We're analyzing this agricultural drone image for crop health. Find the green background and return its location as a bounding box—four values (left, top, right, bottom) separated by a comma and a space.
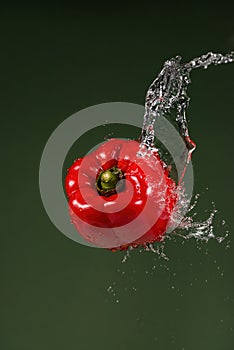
1, 1, 234, 349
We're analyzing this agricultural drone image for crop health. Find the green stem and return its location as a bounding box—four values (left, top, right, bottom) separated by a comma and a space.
96, 167, 123, 196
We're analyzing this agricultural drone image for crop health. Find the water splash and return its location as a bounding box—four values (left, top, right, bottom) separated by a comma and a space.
135, 51, 233, 250
171, 196, 229, 246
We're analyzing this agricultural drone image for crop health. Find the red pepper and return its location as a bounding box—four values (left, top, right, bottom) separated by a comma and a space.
65, 138, 177, 251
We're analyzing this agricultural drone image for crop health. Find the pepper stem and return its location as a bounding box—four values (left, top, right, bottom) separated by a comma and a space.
96, 167, 123, 196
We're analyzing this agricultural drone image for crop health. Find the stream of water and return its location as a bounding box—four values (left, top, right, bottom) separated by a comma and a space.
135, 51, 234, 254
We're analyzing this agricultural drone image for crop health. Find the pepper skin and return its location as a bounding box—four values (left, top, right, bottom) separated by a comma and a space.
65, 138, 177, 250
